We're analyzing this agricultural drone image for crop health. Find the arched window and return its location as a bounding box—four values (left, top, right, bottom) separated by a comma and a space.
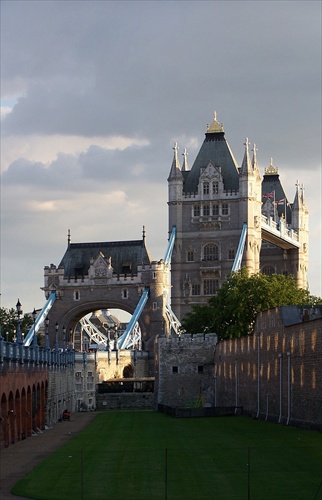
213, 181, 219, 194
262, 265, 275, 276
203, 243, 219, 261
203, 182, 209, 195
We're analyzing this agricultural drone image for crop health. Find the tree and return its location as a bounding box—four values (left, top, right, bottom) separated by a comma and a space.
0, 307, 33, 341
181, 268, 321, 340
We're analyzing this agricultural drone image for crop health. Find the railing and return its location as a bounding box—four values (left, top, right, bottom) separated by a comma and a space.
0, 338, 75, 367
261, 215, 299, 243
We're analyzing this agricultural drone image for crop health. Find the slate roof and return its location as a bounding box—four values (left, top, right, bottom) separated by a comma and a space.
183, 129, 240, 194
262, 164, 291, 223
59, 239, 152, 278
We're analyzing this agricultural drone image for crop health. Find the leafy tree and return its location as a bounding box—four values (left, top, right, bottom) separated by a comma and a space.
0, 307, 33, 342
181, 268, 321, 340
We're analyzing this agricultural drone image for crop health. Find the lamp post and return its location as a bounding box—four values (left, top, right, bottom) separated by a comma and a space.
32, 308, 37, 346
62, 326, 66, 353
69, 328, 73, 351
55, 322, 59, 353
16, 299, 22, 344
45, 316, 50, 351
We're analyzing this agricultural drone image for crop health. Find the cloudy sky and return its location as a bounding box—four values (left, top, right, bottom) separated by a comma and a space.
1, 0, 321, 317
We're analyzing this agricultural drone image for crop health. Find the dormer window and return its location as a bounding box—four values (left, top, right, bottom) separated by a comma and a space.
213, 181, 219, 194
203, 182, 209, 195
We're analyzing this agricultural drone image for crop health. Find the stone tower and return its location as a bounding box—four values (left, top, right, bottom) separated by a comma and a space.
167, 114, 308, 322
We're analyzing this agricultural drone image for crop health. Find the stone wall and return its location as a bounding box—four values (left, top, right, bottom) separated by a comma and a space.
156, 311, 322, 429
96, 392, 154, 410
47, 367, 76, 427
155, 334, 218, 408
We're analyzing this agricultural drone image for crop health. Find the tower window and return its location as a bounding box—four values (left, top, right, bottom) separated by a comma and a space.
203, 182, 209, 195
203, 205, 210, 216
228, 249, 235, 260
222, 204, 229, 215
212, 204, 219, 216
192, 283, 201, 296
213, 182, 219, 194
172, 366, 178, 374
203, 243, 219, 261
122, 289, 128, 299
203, 279, 219, 295
187, 250, 194, 262
193, 205, 200, 217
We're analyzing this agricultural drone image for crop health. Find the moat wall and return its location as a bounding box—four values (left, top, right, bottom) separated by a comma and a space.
156, 309, 322, 430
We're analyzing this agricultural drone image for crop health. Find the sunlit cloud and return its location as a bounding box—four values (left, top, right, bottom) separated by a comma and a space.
1, 134, 149, 172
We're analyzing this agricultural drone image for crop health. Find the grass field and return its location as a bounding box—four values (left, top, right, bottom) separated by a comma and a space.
12, 411, 322, 500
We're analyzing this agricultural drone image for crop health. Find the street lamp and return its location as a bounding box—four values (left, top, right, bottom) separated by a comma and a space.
55, 322, 59, 352
45, 316, 50, 351
62, 326, 66, 352
16, 299, 22, 344
32, 308, 37, 346
69, 328, 73, 351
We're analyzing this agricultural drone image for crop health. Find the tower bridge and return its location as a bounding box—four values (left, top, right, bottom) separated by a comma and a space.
1, 114, 310, 449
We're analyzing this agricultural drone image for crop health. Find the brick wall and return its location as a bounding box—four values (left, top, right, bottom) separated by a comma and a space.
214, 309, 322, 428
156, 311, 322, 429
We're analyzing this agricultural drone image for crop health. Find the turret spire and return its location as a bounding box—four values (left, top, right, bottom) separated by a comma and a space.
240, 137, 252, 174
167, 142, 182, 181
251, 143, 261, 180
181, 148, 189, 171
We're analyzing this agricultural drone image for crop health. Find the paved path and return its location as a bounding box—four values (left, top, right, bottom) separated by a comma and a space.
0, 412, 97, 500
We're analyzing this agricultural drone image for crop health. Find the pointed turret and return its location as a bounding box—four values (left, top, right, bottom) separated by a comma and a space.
292, 180, 301, 210
167, 142, 182, 181
181, 148, 189, 171
251, 144, 261, 181
240, 138, 252, 175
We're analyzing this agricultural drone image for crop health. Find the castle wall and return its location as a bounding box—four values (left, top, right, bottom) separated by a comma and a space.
155, 334, 217, 408
214, 310, 322, 428
156, 312, 322, 429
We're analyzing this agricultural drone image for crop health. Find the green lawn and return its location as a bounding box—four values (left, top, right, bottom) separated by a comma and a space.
12, 411, 322, 500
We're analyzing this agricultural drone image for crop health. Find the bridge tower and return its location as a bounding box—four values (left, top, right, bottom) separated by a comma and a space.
167, 114, 308, 322
41, 230, 171, 374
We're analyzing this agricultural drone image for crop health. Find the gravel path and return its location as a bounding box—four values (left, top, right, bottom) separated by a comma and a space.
0, 412, 97, 500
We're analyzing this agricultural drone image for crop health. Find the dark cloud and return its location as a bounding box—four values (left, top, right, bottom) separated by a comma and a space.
1, 0, 321, 311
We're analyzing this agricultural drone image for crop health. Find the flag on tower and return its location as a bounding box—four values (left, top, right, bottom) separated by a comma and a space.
263, 191, 275, 198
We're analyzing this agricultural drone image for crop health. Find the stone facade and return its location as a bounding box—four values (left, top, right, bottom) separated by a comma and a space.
155, 333, 218, 408
168, 115, 309, 321
46, 367, 76, 426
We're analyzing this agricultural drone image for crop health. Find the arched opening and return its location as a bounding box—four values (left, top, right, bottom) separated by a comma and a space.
21, 387, 27, 440
1, 393, 8, 448
123, 364, 134, 378
8, 391, 15, 445
15, 389, 21, 442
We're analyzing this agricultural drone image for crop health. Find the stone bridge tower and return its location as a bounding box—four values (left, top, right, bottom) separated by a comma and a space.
43, 229, 171, 373
168, 114, 308, 322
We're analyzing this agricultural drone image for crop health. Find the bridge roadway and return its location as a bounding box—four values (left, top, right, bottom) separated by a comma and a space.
261, 215, 300, 250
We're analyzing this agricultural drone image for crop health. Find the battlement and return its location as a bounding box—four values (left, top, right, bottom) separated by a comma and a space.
159, 333, 218, 346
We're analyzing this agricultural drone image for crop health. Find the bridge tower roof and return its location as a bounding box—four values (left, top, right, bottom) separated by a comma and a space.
182, 113, 240, 193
